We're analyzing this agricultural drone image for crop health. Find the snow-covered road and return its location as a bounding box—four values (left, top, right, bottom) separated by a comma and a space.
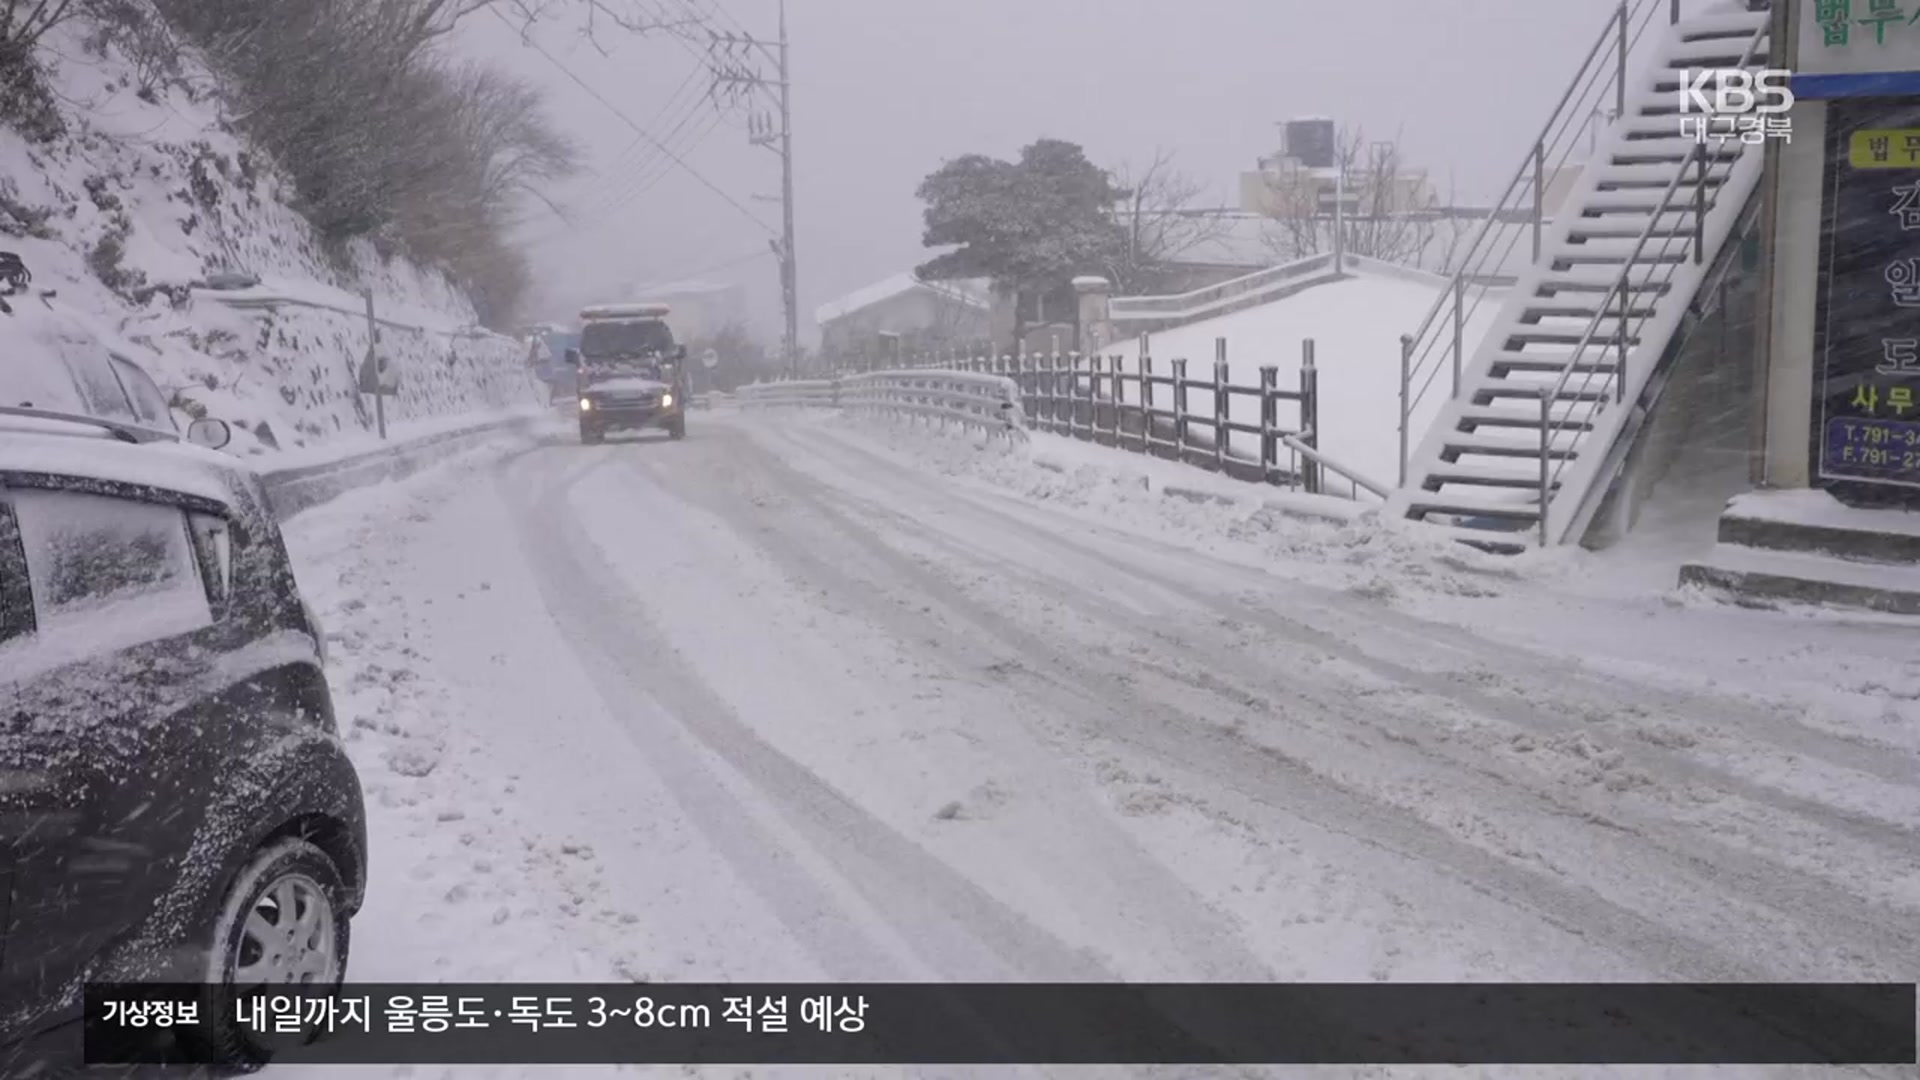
275, 408, 1920, 1078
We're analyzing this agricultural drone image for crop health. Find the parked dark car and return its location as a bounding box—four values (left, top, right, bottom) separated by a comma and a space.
0, 286, 365, 1072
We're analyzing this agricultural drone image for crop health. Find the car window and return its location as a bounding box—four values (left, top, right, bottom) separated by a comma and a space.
9, 489, 211, 660
63, 352, 137, 423
580, 320, 674, 357
0, 497, 29, 644
111, 355, 175, 430
189, 512, 232, 607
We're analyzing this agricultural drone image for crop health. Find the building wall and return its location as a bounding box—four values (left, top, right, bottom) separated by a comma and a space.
819, 289, 989, 358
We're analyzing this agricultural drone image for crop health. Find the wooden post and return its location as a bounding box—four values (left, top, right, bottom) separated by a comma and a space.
1172, 357, 1189, 463
1213, 337, 1229, 472
1108, 353, 1124, 446
1141, 354, 1157, 456
1259, 365, 1279, 485
1301, 339, 1321, 494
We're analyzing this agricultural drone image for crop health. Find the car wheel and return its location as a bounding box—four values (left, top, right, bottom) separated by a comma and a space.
667, 417, 686, 440
580, 425, 602, 445
186, 837, 352, 1071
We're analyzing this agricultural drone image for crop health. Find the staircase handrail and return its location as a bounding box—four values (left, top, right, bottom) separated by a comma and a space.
1533, 13, 1770, 544
1396, 0, 1672, 482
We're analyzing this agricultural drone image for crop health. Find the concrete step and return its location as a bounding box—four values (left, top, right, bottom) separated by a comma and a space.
1716, 490, 1920, 564
1680, 544, 1920, 616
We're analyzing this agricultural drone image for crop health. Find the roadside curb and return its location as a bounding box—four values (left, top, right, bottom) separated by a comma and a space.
262, 414, 543, 522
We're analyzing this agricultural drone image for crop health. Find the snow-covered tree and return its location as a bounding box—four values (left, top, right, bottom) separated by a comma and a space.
915, 138, 1123, 348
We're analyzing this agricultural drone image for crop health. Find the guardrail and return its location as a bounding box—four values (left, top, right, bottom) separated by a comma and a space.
260, 413, 543, 522
739, 371, 1027, 441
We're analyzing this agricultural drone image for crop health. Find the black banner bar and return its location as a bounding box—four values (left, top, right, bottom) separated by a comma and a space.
82, 983, 1916, 1066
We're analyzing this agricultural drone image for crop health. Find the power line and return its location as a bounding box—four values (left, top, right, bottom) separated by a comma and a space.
489, 6, 775, 235
559, 69, 709, 216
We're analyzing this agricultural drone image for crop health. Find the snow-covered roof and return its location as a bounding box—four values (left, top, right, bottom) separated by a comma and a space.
814, 273, 992, 327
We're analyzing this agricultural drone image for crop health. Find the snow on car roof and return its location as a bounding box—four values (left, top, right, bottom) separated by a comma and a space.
580, 303, 671, 321
0, 426, 243, 505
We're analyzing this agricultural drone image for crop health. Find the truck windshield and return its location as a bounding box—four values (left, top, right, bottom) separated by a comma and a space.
580, 320, 674, 359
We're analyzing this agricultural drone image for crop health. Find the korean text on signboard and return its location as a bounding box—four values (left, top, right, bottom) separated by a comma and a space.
1815, 101, 1920, 493
1801, 0, 1920, 76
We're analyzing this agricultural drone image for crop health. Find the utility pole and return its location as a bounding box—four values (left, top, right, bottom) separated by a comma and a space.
710, 1, 798, 376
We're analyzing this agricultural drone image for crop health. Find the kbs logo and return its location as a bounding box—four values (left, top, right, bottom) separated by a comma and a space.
1677, 69, 1794, 145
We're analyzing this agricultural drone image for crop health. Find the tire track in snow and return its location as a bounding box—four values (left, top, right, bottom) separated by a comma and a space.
782, 420, 1920, 792
651, 423, 1778, 982
735, 419, 1920, 981
496, 446, 1130, 987
597, 445, 1286, 985
781, 421, 1920, 846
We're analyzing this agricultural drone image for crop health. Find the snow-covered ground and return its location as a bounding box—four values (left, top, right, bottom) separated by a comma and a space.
1, 9, 544, 460
269, 406, 1919, 1078
1101, 268, 1503, 493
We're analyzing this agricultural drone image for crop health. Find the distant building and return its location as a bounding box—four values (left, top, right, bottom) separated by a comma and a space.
815, 273, 993, 363
1239, 116, 1438, 221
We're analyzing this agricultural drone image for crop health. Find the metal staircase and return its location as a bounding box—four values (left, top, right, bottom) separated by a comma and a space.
1385, 1, 1772, 548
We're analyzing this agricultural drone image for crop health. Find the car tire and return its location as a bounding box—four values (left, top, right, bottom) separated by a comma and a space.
667, 416, 686, 440
183, 837, 353, 1072
580, 425, 602, 445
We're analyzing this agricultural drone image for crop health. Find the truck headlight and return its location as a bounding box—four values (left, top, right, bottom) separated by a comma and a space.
578, 397, 593, 412
660, 393, 674, 408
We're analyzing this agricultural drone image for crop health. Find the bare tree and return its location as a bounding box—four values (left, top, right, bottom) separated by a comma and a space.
1107, 148, 1231, 293
1257, 126, 1438, 266
0, 0, 79, 54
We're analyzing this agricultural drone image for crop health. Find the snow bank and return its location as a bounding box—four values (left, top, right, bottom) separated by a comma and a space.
0, 11, 543, 460
1100, 269, 1502, 490
809, 412, 1530, 602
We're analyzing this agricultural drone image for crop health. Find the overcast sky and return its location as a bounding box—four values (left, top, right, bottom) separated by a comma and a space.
460, 0, 1627, 343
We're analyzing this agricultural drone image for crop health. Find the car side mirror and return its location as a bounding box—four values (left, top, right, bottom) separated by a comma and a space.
565, 348, 582, 366
674, 345, 688, 361
187, 417, 232, 450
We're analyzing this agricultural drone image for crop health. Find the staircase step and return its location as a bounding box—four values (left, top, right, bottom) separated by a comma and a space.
1518, 300, 1659, 320
1552, 249, 1691, 267
1565, 221, 1699, 243
1500, 329, 1637, 349
1718, 490, 1920, 564
1473, 383, 1613, 403
1489, 353, 1623, 376
1660, 43, 1772, 68
1405, 494, 1544, 523
1680, 544, 1920, 616
1542, 262, 1679, 286
1457, 407, 1595, 433
1424, 466, 1562, 491
1441, 438, 1578, 461
1675, 12, 1771, 40
1594, 162, 1735, 188
1584, 189, 1714, 212
1610, 145, 1746, 167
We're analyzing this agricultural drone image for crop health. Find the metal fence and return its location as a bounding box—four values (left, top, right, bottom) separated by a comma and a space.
864, 344, 1382, 499
742, 341, 1391, 501
739, 370, 1026, 442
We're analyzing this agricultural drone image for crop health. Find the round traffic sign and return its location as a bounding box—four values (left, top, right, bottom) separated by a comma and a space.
701, 348, 720, 369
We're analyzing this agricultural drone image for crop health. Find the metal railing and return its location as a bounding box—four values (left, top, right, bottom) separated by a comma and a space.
792, 342, 1395, 503
1109, 253, 1340, 320
1396, 0, 1676, 482
1531, 14, 1769, 545
740, 370, 1027, 441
